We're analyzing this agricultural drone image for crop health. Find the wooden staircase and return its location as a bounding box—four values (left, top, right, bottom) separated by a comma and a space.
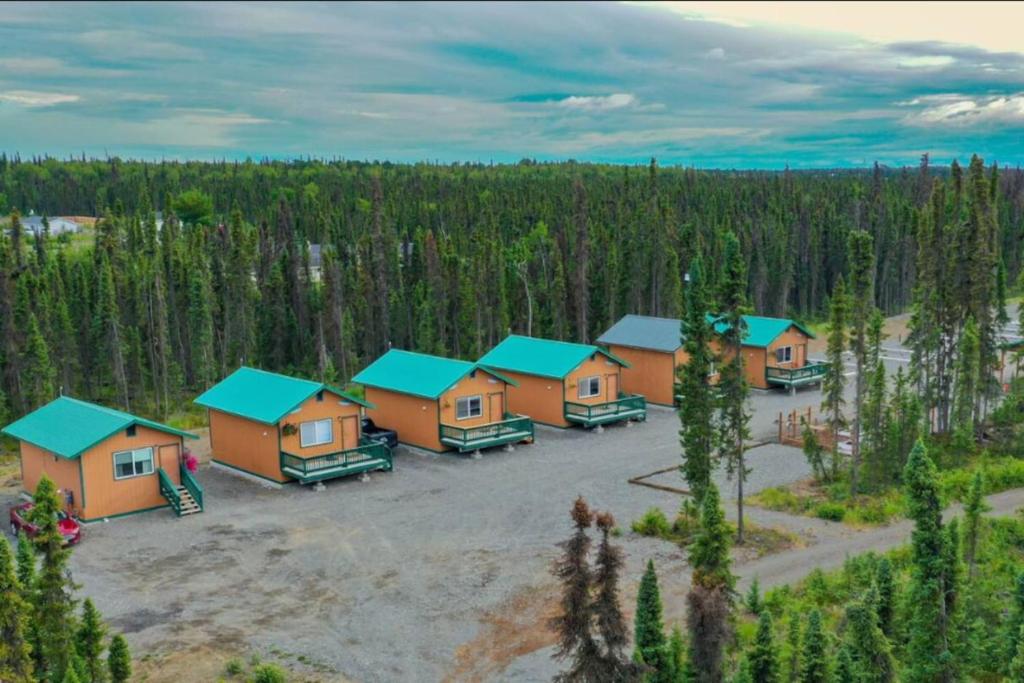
176, 485, 202, 516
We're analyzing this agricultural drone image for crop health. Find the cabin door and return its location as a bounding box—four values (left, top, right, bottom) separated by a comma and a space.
158, 444, 181, 482
605, 373, 619, 401
341, 416, 359, 450
488, 392, 505, 422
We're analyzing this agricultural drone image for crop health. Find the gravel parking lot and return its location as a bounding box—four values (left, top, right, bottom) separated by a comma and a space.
2, 388, 822, 682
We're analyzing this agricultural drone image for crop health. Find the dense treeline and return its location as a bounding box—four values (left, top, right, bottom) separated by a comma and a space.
1, 155, 1022, 422
553, 443, 1024, 683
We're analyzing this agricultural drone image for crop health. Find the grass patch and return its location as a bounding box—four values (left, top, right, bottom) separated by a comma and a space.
631, 503, 800, 558
751, 455, 1024, 526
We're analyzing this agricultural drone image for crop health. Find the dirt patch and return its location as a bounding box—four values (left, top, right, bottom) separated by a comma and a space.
134, 642, 355, 683
445, 584, 561, 683
0, 452, 22, 494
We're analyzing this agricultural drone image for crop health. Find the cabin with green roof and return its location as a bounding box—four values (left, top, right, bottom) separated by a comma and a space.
598, 313, 823, 396
352, 349, 534, 454
1, 396, 201, 521
195, 367, 388, 485
477, 335, 646, 428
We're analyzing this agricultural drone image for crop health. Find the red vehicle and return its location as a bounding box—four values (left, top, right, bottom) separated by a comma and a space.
9, 502, 82, 546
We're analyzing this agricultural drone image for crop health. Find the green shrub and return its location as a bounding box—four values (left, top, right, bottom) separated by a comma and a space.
249, 663, 286, 683
225, 659, 244, 677
632, 507, 671, 538
814, 502, 845, 522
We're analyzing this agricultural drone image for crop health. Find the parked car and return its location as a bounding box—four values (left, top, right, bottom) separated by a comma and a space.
361, 417, 398, 449
9, 502, 82, 546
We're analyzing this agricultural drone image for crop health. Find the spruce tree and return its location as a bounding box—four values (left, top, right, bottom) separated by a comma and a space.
0, 535, 33, 683
77, 598, 107, 683
783, 610, 800, 683
847, 229, 876, 496
717, 231, 751, 543
21, 312, 56, 410
1011, 625, 1024, 683
798, 610, 828, 683
15, 532, 35, 596
687, 483, 734, 683
550, 497, 601, 682
963, 470, 988, 577
903, 440, 955, 683
844, 594, 893, 683
874, 558, 895, 638
592, 512, 637, 680
749, 611, 780, 683
679, 255, 717, 503
833, 647, 854, 683
952, 316, 981, 449
821, 277, 848, 481
1006, 572, 1024, 668
106, 635, 131, 683
635, 560, 671, 683
30, 475, 76, 681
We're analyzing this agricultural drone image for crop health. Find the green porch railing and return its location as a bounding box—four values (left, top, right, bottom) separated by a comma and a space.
439, 414, 534, 452
180, 465, 204, 511
564, 394, 647, 426
157, 468, 181, 515
280, 441, 393, 483
765, 362, 829, 387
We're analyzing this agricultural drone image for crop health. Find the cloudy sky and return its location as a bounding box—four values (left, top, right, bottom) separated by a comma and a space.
1, 1, 1022, 167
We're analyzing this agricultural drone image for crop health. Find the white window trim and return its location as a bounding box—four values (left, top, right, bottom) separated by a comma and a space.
776, 346, 793, 364
299, 418, 334, 448
578, 376, 601, 399
455, 395, 483, 421
113, 447, 155, 480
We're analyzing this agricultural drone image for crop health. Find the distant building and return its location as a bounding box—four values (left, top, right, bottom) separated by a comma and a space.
307, 242, 323, 282
19, 215, 81, 236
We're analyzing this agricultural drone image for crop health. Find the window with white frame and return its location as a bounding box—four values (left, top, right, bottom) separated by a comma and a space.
775, 346, 793, 364
299, 418, 334, 447
456, 395, 483, 420
113, 447, 154, 480
578, 376, 601, 398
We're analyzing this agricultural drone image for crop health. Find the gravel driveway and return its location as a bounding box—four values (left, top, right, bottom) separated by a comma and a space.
0, 385, 873, 682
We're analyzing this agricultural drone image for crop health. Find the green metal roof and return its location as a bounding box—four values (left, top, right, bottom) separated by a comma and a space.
194, 366, 372, 424
352, 349, 516, 400
478, 335, 629, 379
740, 315, 815, 348
1, 396, 197, 460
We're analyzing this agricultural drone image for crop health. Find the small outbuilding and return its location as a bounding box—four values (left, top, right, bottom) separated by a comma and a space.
1, 396, 201, 521
195, 367, 387, 485
478, 335, 645, 428
352, 349, 534, 454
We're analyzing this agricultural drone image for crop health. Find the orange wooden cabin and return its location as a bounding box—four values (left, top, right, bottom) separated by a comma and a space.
1, 396, 201, 521
478, 335, 646, 428
195, 367, 389, 485
352, 349, 534, 454
598, 314, 823, 398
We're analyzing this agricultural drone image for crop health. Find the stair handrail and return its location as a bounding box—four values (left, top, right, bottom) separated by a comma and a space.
157, 468, 182, 516
180, 464, 204, 511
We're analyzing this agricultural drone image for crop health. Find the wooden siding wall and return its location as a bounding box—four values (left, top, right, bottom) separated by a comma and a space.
565, 355, 622, 406
609, 345, 675, 406
20, 442, 83, 515
209, 409, 287, 483
278, 392, 363, 457
501, 370, 569, 427
766, 328, 809, 370
439, 371, 508, 427
79, 425, 181, 520
364, 387, 442, 451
